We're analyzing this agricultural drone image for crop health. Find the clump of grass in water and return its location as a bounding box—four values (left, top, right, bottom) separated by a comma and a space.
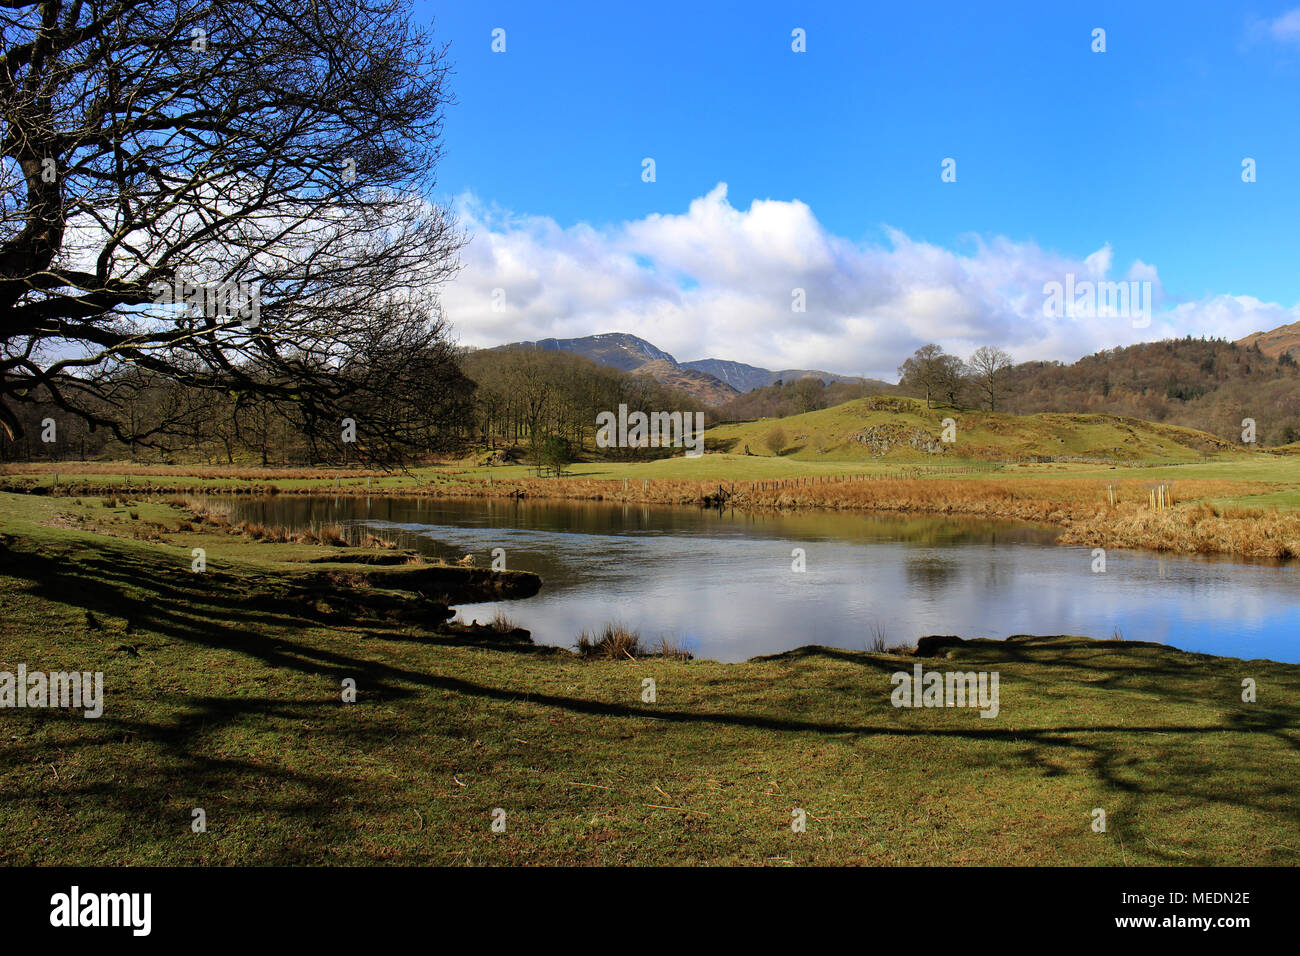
298, 523, 348, 547
187, 508, 351, 547
575, 624, 693, 661
170, 495, 233, 526
650, 635, 693, 661
234, 520, 287, 543
576, 623, 644, 660
166, 497, 357, 550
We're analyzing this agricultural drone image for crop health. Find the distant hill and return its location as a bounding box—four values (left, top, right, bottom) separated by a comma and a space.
1238, 320, 1300, 359
521, 332, 677, 371
500, 331, 871, 405
502, 333, 735, 404
633, 359, 740, 405
682, 358, 874, 392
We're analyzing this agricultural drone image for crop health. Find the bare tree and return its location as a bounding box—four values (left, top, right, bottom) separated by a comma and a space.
936, 353, 965, 407
967, 346, 1014, 411
1, 0, 465, 462
898, 344, 949, 408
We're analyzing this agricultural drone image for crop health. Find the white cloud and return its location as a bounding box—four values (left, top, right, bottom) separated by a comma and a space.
1269, 8, 1300, 45
439, 184, 1299, 381
1245, 8, 1300, 51
1083, 244, 1113, 277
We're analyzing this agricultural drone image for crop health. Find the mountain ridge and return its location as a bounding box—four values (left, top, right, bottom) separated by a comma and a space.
1237, 321, 1300, 359
682, 357, 872, 392
501, 332, 874, 404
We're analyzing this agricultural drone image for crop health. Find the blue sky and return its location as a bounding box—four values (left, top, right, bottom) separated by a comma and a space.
416, 0, 1300, 376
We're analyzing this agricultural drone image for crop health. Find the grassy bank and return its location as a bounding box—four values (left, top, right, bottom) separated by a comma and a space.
5, 441, 1300, 559
0, 491, 1297, 865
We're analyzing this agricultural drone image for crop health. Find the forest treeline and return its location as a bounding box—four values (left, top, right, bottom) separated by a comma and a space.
2, 346, 706, 466
711, 377, 889, 421
459, 347, 706, 461
5, 335, 1298, 464
884, 336, 1300, 446
1000, 337, 1300, 445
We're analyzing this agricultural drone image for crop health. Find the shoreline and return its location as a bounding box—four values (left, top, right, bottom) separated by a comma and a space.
2, 489, 1297, 865
4, 472, 1297, 561
2, 489, 1298, 864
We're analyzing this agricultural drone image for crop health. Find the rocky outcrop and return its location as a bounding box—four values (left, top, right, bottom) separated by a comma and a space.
851, 423, 946, 456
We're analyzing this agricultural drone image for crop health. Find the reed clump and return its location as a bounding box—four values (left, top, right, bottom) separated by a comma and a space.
167, 496, 396, 549
575, 623, 693, 660
232, 520, 349, 546
650, 635, 694, 661
575, 623, 645, 660
170, 495, 233, 525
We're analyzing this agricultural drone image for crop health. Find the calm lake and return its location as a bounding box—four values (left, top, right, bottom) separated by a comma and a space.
229, 496, 1300, 664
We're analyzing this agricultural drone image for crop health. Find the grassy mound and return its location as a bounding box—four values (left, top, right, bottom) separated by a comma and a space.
706, 396, 1243, 463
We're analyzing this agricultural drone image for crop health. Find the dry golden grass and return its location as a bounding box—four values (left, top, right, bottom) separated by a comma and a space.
17, 466, 1298, 560
228, 520, 349, 546
1, 462, 394, 479
164, 496, 360, 548
455, 475, 1291, 559
1060, 501, 1300, 558
457, 474, 1273, 523
167, 494, 232, 522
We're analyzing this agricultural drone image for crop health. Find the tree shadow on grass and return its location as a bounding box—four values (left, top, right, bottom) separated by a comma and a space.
3, 533, 1298, 864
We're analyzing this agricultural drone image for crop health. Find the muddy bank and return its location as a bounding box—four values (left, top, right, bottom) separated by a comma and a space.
295, 564, 542, 604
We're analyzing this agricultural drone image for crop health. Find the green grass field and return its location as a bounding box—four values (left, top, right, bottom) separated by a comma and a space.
706, 396, 1248, 462
6, 397, 1296, 498
1, 491, 1297, 865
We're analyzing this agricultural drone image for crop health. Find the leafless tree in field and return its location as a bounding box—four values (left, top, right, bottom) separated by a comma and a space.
966, 345, 1014, 412
1, 0, 467, 462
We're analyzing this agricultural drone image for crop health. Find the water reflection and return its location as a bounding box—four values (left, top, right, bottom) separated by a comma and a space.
227, 496, 1300, 664
904, 555, 960, 591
